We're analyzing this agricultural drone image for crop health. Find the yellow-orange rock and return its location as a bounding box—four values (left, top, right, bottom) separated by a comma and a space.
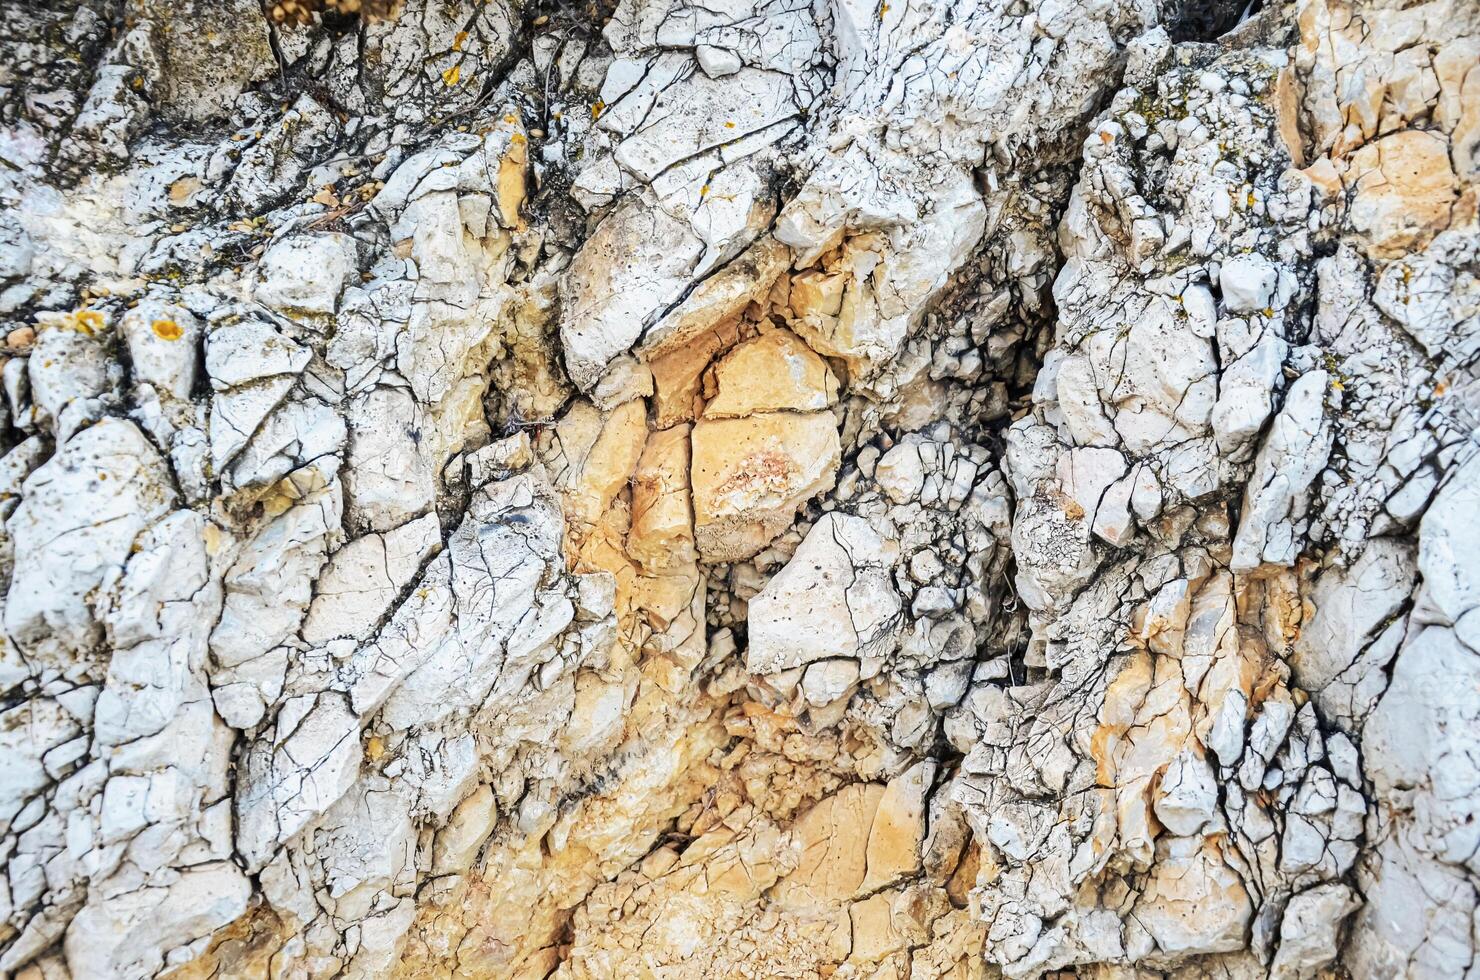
848, 891, 907, 963
627, 423, 696, 573
690, 411, 841, 562
638, 236, 791, 359
703, 327, 839, 418
556, 398, 648, 533
774, 782, 884, 908
862, 761, 932, 892
788, 269, 846, 322
648, 318, 742, 428
1132, 836, 1253, 961
1346, 129, 1460, 258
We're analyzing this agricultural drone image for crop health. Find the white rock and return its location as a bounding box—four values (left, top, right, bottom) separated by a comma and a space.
747, 513, 902, 674
210, 486, 340, 670
28, 323, 111, 440
235, 693, 363, 871
1212, 331, 1288, 453
378, 474, 569, 730
303, 514, 442, 644
801, 658, 861, 707
875, 443, 926, 504
5, 420, 177, 669
93, 510, 217, 747
205, 317, 311, 389
63, 862, 252, 980
1415, 453, 1480, 634
344, 386, 436, 533
432, 784, 498, 875
560, 193, 703, 390
1153, 748, 1218, 837
1270, 884, 1360, 979
1231, 371, 1333, 570
121, 301, 202, 402
205, 318, 312, 471
696, 44, 742, 78
1218, 254, 1277, 313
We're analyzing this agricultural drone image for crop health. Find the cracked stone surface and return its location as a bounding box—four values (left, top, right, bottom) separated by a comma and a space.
0, 0, 1477, 977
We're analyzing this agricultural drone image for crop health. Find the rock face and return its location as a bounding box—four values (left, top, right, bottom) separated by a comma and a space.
0, 0, 1476, 978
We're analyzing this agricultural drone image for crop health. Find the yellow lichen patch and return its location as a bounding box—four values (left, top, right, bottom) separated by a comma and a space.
442, 64, 461, 87
152, 319, 184, 341
365, 735, 386, 761
69, 310, 106, 334
452, 30, 468, 51
591, 99, 606, 119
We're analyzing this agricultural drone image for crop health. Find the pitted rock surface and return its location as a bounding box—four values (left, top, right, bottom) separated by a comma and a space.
0, 0, 1477, 977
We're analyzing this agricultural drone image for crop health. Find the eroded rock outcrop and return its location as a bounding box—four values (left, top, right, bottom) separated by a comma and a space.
0, 0, 1476, 977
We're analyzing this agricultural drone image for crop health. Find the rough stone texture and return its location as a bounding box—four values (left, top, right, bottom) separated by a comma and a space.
0, 0, 1476, 977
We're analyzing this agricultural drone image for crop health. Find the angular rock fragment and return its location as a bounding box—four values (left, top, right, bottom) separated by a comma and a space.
747, 513, 901, 674
6, 420, 176, 671
254, 232, 359, 317
691, 411, 840, 562
702, 328, 838, 418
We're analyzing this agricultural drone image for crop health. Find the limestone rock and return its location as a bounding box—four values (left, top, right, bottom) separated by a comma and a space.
6, 420, 176, 672
2, 0, 1477, 977
254, 233, 359, 317
691, 411, 840, 562
627, 423, 696, 573
1270, 883, 1360, 979
747, 513, 902, 674
702, 328, 839, 418
128, 0, 274, 122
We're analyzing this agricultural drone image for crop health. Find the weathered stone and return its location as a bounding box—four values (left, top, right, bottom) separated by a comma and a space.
3, 0, 1475, 976
627, 423, 695, 573
1346, 130, 1461, 258
691, 411, 840, 562
6, 420, 177, 670
702, 328, 838, 418
254, 233, 359, 317
1270, 883, 1360, 979
747, 513, 902, 674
